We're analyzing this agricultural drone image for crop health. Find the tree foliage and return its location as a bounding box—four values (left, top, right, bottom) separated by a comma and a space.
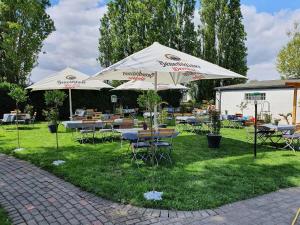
0, 0, 55, 86
277, 23, 300, 79
98, 0, 248, 103
98, 0, 197, 67
8, 85, 28, 105
194, 0, 248, 101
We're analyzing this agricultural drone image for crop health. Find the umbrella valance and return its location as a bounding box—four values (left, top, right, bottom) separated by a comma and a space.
112, 80, 188, 91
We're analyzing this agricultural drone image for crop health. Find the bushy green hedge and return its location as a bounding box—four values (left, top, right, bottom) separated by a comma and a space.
0, 83, 182, 120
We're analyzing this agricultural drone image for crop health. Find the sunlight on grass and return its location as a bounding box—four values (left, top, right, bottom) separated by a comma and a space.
1, 122, 300, 210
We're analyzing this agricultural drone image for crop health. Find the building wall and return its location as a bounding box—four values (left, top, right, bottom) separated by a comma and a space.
216, 88, 300, 124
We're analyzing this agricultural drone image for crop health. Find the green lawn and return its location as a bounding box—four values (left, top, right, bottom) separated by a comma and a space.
0, 123, 300, 210
0, 208, 11, 225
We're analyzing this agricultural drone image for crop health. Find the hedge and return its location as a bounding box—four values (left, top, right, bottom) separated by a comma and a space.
0, 83, 182, 120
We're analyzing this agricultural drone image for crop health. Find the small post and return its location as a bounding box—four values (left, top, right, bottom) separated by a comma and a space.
254, 100, 257, 158
69, 89, 73, 120
292, 88, 298, 125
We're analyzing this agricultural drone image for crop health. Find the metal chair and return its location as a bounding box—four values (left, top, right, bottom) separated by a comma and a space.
282, 125, 300, 152
79, 120, 96, 144
154, 128, 176, 163
131, 130, 152, 163
29, 112, 37, 126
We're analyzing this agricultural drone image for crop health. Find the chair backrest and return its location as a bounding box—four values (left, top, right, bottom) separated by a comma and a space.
81, 119, 96, 129
111, 115, 120, 120
32, 112, 37, 120
294, 124, 300, 133
137, 130, 155, 140
93, 112, 102, 120
158, 128, 176, 138
120, 118, 134, 129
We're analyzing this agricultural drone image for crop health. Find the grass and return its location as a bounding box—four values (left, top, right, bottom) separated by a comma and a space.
0, 122, 300, 210
0, 208, 11, 225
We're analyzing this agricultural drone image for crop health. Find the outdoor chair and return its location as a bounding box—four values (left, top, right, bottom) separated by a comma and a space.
14, 114, 27, 124
257, 125, 277, 145
98, 122, 114, 142
131, 130, 153, 163
85, 109, 95, 119
29, 112, 37, 126
92, 112, 102, 120
282, 125, 300, 152
78, 120, 96, 144
154, 128, 176, 163
119, 118, 134, 129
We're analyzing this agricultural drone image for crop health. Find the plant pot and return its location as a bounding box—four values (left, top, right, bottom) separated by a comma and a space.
207, 134, 222, 148
48, 124, 57, 133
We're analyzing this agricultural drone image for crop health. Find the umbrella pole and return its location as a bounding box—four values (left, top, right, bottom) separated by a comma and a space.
154, 72, 158, 129
69, 89, 73, 120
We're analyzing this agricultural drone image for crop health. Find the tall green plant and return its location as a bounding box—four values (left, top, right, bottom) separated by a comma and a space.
137, 90, 162, 131
8, 85, 28, 149
208, 108, 221, 135
44, 90, 66, 149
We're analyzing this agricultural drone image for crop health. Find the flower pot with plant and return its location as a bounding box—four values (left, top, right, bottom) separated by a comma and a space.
207, 107, 222, 148
43, 108, 59, 133
43, 90, 66, 149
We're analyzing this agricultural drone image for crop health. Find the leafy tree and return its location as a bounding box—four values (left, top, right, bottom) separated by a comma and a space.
98, 0, 197, 67
277, 23, 300, 79
8, 85, 28, 149
0, 0, 55, 86
44, 90, 66, 149
195, 0, 248, 101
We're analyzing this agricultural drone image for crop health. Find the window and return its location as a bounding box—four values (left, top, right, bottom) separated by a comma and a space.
244, 92, 266, 101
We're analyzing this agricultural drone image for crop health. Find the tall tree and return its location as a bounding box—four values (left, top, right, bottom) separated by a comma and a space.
277, 23, 300, 79
194, 0, 247, 101
0, 0, 55, 86
98, 0, 197, 67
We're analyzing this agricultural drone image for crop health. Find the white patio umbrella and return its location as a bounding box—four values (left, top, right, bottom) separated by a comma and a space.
27, 67, 113, 119
90, 42, 246, 127
112, 80, 188, 91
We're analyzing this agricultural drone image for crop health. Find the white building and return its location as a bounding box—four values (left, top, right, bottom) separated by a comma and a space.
215, 80, 300, 124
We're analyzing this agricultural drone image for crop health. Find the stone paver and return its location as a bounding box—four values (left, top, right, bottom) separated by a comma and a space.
0, 154, 299, 225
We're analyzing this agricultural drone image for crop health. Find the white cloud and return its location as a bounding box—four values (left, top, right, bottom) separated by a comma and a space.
242, 5, 300, 80
31, 1, 300, 83
30, 0, 107, 82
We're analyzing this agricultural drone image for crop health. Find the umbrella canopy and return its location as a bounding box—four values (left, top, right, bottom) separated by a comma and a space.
90, 42, 246, 127
91, 42, 246, 84
112, 80, 188, 91
27, 67, 112, 91
27, 67, 112, 118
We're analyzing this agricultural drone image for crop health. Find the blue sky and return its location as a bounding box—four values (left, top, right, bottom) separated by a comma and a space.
50, 0, 300, 13
241, 0, 299, 13
32, 0, 300, 82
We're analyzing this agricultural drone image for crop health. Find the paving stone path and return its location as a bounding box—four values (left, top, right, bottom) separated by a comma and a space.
0, 154, 300, 225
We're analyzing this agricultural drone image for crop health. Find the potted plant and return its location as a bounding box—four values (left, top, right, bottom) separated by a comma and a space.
43, 108, 59, 133
43, 90, 66, 149
8, 85, 28, 150
158, 108, 168, 128
279, 113, 292, 124
207, 107, 222, 148
236, 101, 248, 116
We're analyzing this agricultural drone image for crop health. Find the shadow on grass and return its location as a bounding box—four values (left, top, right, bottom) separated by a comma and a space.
9, 133, 299, 210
